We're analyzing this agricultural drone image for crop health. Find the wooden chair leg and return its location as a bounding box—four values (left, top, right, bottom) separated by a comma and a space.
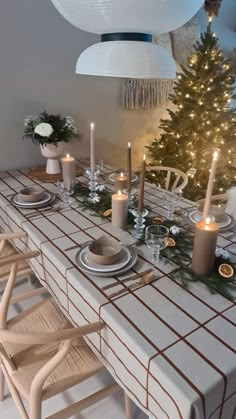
1, 365, 29, 419
27, 273, 33, 285
0, 365, 5, 401
124, 392, 132, 419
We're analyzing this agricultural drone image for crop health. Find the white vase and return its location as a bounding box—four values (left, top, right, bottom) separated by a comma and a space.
40, 143, 63, 174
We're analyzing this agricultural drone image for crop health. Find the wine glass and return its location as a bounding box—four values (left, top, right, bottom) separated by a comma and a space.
162, 191, 182, 220
57, 179, 75, 207
145, 225, 169, 265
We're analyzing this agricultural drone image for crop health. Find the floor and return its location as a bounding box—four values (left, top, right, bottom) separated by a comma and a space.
0, 277, 148, 419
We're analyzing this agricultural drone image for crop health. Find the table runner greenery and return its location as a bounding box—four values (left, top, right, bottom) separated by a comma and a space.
73, 182, 236, 301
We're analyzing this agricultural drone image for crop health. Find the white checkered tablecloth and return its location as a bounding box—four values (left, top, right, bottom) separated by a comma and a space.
0, 161, 235, 419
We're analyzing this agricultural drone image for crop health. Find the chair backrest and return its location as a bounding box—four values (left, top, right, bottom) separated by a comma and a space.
196, 193, 228, 206
146, 165, 188, 192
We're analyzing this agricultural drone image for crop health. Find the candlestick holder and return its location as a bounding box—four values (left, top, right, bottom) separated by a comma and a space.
131, 208, 149, 239
123, 187, 137, 209
88, 171, 99, 202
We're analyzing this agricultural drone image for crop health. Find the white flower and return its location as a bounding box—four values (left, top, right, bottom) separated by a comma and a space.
96, 184, 105, 192
34, 122, 54, 138
92, 195, 100, 204
170, 225, 180, 235
215, 248, 230, 260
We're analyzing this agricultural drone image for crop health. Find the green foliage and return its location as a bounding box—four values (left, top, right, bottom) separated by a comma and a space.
146, 28, 236, 200
23, 111, 80, 146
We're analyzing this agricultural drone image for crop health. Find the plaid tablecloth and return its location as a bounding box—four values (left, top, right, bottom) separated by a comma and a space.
0, 162, 235, 419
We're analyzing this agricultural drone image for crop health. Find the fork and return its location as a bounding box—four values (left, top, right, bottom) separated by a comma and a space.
108, 272, 158, 298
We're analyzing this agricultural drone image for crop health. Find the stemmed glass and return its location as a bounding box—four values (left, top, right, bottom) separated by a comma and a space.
57, 179, 75, 207
145, 225, 169, 265
162, 191, 182, 220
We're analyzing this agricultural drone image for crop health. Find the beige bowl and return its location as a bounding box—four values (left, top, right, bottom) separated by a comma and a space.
88, 236, 122, 265
19, 187, 45, 202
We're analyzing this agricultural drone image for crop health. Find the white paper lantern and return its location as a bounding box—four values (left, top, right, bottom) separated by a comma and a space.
76, 41, 176, 79
51, 0, 204, 35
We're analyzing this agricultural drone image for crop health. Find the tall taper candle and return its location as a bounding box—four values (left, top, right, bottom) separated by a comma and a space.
127, 142, 132, 193
90, 122, 95, 175
192, 217, 219, 276
202, 150, 219, 219
61, 154, 75, 184
138, 154, 146, 213
112, 190, 128, 228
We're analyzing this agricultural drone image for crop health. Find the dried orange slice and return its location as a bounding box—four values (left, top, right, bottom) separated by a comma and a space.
103, 209, 112, 217
152, 217, 164, 224
218, 264, 234, 279
167, 238, 176, 247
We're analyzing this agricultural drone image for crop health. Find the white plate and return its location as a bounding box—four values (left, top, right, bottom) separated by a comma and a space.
108, 172, 138, 184
188, 209, 232, 229
11, 192, 56, 209
79, 245, 131, 273
76, 246, 138, 277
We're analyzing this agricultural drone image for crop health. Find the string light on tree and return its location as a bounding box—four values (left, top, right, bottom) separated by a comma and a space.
146, 11, 236, 200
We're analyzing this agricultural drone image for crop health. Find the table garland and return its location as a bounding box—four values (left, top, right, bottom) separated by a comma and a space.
73, 183, 236, 301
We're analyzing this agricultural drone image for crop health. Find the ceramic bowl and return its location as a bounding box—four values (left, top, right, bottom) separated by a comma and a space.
88, 236, 122, 265
19, 187, 45, 202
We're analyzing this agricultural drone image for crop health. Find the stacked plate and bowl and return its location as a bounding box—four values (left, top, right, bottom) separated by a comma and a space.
76, 236, 138, 277
11, 187, 55, 209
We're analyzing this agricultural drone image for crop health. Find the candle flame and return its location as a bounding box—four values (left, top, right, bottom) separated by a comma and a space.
206, 217, 211, 225
128, 142, 131, 148
143, 154, 146, 161
208, 16, 213, 22
120, 172, 124, 178
118, 190, 122, 196
213, 150, 218, 160
90, 122, 95, 129
66, 153, 70, 159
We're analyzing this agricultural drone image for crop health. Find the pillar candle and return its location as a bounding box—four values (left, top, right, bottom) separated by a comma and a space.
112, 190, 128, 228
61, 154, 75, 184
114, 172, 127, 193
138, 154, 146, 213
90, 122, 95, 175
127, 142, 132, 193
192, 217, 219, 276
202, 150, 219, 219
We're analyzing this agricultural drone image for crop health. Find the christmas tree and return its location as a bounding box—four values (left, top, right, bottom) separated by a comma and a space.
146, 23, 236, 200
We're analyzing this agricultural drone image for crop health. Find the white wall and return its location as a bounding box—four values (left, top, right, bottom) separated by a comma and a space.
0, 0, 167, 171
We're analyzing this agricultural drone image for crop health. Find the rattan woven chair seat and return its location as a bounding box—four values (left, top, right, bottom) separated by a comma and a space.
4, 298, 103, 401
0, 241, 31, 280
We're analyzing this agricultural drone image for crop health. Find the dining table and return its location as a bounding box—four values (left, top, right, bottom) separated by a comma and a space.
0, 160, 235, 419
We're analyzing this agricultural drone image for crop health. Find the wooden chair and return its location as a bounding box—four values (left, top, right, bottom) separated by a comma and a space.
146, 165, 188, 193
0, 231, 32, 287
196, 193, 227, 206
0, 251, 131, 419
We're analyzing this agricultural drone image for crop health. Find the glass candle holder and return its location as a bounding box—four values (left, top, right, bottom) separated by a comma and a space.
131, 208, 149, 239
123, 187, 137, 209
88, 171, 99, 202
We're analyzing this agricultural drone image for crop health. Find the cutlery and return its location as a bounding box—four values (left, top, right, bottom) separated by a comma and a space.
108, 272, 158, 298
102, 268, 153, 291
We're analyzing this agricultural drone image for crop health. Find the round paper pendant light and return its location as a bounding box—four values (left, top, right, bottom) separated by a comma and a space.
51, 0, 204, 35
76, 40, 176, 79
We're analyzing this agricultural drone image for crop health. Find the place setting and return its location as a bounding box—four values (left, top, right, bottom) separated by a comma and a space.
75, 235, 138, 278
10, 186, 56, 209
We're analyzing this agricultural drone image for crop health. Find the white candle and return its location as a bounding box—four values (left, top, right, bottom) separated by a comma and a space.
138, 154, 146, 213
115, 171, 127, 193
90, 122, 95, 175
61, 154, 75, 184
202, 150, 219, 219
112, 190, 128, 228
127, 142, 132, 193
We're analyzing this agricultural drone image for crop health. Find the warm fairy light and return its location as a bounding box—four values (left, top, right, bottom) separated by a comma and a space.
66, 153, 70, 159
185, 94, 190, 98
90, 122, 95, 130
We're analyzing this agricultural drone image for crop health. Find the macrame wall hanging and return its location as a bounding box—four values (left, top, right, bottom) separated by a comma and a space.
121, 16, 200, 110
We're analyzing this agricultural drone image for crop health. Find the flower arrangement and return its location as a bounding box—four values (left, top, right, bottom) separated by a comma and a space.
23, 111, 79, 146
